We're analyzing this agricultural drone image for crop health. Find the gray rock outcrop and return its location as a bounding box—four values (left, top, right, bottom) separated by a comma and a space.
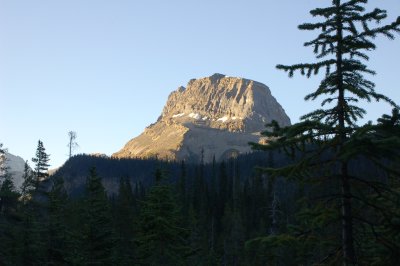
2, 152, 28, 191
113, 73, 291, 162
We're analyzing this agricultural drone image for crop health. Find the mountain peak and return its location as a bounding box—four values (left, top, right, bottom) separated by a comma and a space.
210, 73, 226, 80
113, 74, 290, 162
161, 74, 290, 132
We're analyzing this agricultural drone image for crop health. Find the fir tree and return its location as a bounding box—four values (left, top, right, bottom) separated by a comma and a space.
222, 204, 245, 266
82, 167, 114, 265
47, 176, 69, 265
0, 146, 20, 265
0, 171, 18, 216
177, 160, 187, 216
136, 168, 189, 265
252, 1, 400, 265
114, 176, 136, 265
342, 109, 400, 264
19, 200, 47, 266
0, 145, 18, 215
32, 140, 50, 186
20, 160, 35, 202
209, 155, 218, 254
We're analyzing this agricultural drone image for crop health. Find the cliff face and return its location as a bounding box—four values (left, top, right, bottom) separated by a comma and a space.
113, 74, 291, 162
2, 152, 28, 191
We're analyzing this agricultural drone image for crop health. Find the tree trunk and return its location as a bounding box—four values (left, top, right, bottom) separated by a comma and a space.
335, 1, 356, 264
341, 162, 356, 265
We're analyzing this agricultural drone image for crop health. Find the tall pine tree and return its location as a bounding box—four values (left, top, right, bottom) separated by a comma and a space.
114, 177, 136, 265
32, 140, 50, 187
82, 167, 114, 266
0, 143, 21, 265
136, 168, 189, 265
47, 176, 69, 265
253, 1, 400, 265
20, 160, 35, 203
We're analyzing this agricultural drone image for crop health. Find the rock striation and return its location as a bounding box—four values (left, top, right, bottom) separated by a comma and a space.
113, 73, 291, 162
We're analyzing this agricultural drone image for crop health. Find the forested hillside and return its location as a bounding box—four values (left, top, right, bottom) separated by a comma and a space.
1, 143, 399, 265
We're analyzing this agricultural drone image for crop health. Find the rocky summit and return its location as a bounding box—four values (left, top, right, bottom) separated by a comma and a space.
112, 73, 291, 162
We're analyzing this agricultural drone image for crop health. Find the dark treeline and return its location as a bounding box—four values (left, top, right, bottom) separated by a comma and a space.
0, 148, 299, 265
1, 144, 398, 265
51, 151, 293, 196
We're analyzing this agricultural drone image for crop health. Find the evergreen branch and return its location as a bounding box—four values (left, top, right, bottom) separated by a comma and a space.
276, 60, 336, 78
357, 15, 400, 40
350, 176, 399, 201
342, 59, 376, 75
353, 216, 400, 254
309, 6, 337, 18
341, 0, 367, 10
299, 21, 336, 31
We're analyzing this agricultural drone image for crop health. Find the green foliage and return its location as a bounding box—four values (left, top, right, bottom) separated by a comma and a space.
251, 1, 400, 265
46, 176, 69, 265
136, 169, 189, 266
222, 205, 245, 266
1, 118, 398, 266
114, 177, 136, 265
20, 161, 35, 202
32, 140, 50, 186
82, 167, 114, 265
19, 203, 47, 266
0, 146, 21, 265
0, 173, 19, 216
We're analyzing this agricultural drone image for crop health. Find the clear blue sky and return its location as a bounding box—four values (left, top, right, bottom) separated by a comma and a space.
1, 0, 399, 169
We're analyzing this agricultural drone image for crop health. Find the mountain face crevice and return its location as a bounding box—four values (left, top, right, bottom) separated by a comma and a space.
113, 74, 291, 162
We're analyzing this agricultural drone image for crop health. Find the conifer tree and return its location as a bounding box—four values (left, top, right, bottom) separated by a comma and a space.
0, 144, 17, 214
32, 140, 50, 186
114, 177, 136, 265
0, 171, 18, 215
217, 161, 228, 218
17, 148, 47, 265
47, 176, 69, 265
20, 200, 47, 266
342, 109, 400, 264
177, 160, 189, 226
20, 161, 35, 202
222, 204, 245, 266
252, 1, 400, 265
0, 145, 20, 265
82, 167, 114, 265
209, 155, 218, 253
136, 168, 189, 265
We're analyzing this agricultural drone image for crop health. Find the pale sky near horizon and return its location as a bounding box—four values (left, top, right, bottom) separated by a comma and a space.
1, 0, 399, 169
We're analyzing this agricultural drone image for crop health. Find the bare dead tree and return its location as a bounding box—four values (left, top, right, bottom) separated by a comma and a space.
67, 131, 79, 158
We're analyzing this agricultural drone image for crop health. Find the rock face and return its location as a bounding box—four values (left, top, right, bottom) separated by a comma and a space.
113, 74, 291, 162
3, 152, 28, 191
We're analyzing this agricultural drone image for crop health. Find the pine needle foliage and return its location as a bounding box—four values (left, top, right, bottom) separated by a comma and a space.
46, 176, 69, 266
32, 140, 50, 187
136, 168, 190, 266
252, 1, 400, 265
83, 167, 114, 265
